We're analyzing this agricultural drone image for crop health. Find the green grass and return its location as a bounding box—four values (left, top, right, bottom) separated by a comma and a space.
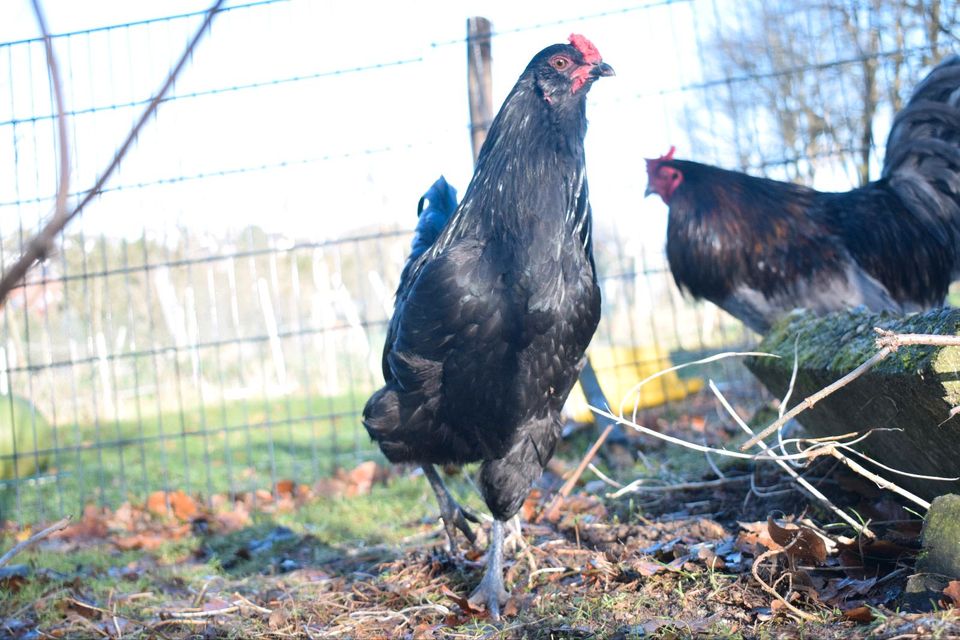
1, 393, 379, 523
0, 472, 462, 633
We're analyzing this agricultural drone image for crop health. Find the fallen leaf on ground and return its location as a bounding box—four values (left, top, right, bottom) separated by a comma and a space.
314, 460, 387, 498
440, 584, 484, 619
736, 520, 780, 555
838, 538, 914, 579
767, 516, 827, 565
114, 532, 166, 551
146, 490, 197, 521
203, 597, 233, 612
275, 479, 295, 497
347, 461, 378, 496
268, 607, 290, 630
843, 605, 874, 623
943, 580, 960, 609
697, 545, 726, 570
65, 597, 102, 620
0, 564, 29, 592
522, 489, 543, 521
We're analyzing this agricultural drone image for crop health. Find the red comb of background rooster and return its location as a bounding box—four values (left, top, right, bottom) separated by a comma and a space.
568, 34, 602, 64
645, 146, 676, 174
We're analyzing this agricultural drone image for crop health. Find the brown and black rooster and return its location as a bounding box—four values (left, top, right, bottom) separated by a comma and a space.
646, 56, 960, 333
363, 35, 613, 618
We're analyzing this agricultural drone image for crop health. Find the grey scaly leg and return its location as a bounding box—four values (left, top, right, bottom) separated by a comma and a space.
422, 464, 479, 552
468, 518, 510, 620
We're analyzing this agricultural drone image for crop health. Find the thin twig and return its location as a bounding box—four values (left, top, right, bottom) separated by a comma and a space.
0, 0, 227, 305
168, 606, 240, 619
607, 475, 750, 499
874, 329, 960, 349
539, 424, 613, 522
626, 351, 778, 424
751, 548, 819, 622
824, 446, 931, 510
777, 434, 959, 482
587, 462, 623, 489
18, 0, 71, 286
780, 333, 802, 420
741, 347, 892, 451
710, 381, 876, 537
591, 405, 822, 462
232, 593, 272, 615
0, 516, 70, 568
776, 333, 804, 467
745, 328, 960, 451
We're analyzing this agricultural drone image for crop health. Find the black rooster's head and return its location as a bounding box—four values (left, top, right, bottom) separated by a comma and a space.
645, 146, 684, 204
527, 34, 615, 106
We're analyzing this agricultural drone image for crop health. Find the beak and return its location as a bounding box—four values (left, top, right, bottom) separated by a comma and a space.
644, 184, 654, 197
592, 62, 615, 78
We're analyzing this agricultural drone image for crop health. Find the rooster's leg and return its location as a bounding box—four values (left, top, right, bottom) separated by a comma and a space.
423, 464, 479, 552
468, 518, 510, 620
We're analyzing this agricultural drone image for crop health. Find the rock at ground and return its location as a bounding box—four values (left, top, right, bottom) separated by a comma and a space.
746, 308, 960, 502
918, 494, 960, 578
903, 573, 949, 612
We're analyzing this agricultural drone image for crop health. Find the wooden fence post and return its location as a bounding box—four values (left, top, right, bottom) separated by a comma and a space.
467, 17, 493, 164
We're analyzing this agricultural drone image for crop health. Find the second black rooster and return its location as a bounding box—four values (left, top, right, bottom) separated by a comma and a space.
646, 56, 960, 333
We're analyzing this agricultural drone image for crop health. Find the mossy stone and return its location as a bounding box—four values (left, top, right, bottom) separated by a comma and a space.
919, 494, 960, 578
746, 309, 960, 501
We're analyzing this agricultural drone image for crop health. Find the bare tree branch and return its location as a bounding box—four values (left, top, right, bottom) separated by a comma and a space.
0, 516, 70, 568
0, 0, 228, 306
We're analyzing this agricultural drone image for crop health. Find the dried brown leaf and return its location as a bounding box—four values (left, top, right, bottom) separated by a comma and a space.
65, 597, 102, 620
697, 545, 725, 570
114, 533, 165, 551
838, 538, 914, 579
943, 580, 960, 609
215, 502, 251, 533
521, 489, 542, 522
347, 461, 379, 496
203, 597, 233, 611
767, 517, 827, 565
440, 585, 483, 617
268, 607, 290, 630
843, 605, 874, 623
146, 490, 197, 521
0, 564, 29, 592
736, 520, 780, 555
275, 479, 295, 497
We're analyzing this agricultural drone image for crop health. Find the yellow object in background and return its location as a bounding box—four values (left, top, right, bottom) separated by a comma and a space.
564, 345, 704, 423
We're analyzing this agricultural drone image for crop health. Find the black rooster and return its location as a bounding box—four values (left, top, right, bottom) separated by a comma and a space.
645, 55, 960, 334
364, 35, 613, 618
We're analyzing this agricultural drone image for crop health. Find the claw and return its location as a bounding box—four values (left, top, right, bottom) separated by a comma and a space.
441, 502, 478, 550
468, 570, 510, 620
423, 464, 477, 552
468, 519, 509, 620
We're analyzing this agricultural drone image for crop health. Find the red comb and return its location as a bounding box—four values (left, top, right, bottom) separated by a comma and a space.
645, 146, 676, 173
568, 34, 602, 64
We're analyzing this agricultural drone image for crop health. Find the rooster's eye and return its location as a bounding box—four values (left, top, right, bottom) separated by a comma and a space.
550, 56, 570, 70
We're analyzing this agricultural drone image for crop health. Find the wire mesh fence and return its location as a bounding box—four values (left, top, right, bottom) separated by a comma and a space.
0, 0, 953, 524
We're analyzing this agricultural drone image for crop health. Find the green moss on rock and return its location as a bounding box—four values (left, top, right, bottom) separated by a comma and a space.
919, 494, 960, 578
746, 309, 960, 501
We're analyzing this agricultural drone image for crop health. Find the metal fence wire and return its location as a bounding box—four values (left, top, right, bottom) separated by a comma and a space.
0, 0, 953, 524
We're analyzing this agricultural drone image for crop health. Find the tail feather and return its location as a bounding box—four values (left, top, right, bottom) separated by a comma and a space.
362, 385, 416, 463
409, 176, 459, 263
883, 55, 960, 265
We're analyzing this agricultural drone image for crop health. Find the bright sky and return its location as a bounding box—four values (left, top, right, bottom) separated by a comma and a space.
0, 0, 720, 252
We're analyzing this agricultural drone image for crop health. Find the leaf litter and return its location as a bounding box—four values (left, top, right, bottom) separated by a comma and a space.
1, 416, 959, 639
